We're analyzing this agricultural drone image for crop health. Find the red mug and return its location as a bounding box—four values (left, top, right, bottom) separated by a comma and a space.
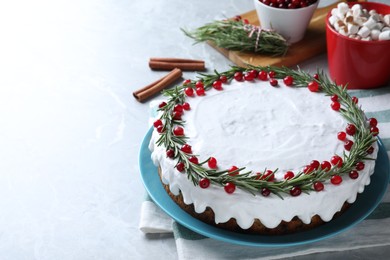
326, 2, 390, 89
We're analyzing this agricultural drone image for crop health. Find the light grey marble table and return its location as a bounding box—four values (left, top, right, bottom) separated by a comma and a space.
0, 0, 389, 259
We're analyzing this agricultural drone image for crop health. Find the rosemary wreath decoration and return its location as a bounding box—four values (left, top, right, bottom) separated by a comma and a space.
154, 65, 379, 199
182, 19, 289, 56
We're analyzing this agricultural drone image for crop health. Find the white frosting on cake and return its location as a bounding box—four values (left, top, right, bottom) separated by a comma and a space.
149, 80, 378, 229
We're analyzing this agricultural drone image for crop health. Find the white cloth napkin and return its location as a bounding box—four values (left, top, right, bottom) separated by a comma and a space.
139, 87, 390, 259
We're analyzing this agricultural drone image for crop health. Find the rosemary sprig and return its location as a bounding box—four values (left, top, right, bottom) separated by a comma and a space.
155, 66, 377, 199
182, 20, 288, 56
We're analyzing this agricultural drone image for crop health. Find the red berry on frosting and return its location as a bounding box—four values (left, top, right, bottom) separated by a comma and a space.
344, 140, 354, 151
249, 69, 258, 78
257, 170, 275, 181
212, 80, 223, 90
184, 87, 194, 97
181, 144, 192, 154
310, 160, 320, 170
182, 102, 191, 110
196, 87, 205, 96
346, 124, 356, 136
321, 161, 332, 171
174, 104, 183, 113
228, 166, 239, 176
173, 126, 184, 136
284, 171, 295, 180
352, 96, 358, 104
172, 111, 182, 120
195, 81, 204, 88
258, 70, 268, 81
367, 146, 375, 154
303, 165, 315, 174
331, 175, 342, 185
331, 101, 341, 111
290, 186, 302, 197
153, 119, 163, 128
156, 125, 164, 133
331, 94, 338, 102
331, 155, 343, 167
337, 131, 346, 141
199, 178, 210, 189
244, 72, 255, 81
183, 79, 191, 85
219, 75, 228, 83
349, 170, 359, 179
308, 81, 319, 92
313, 73, 319, 80
283, 75, 294, 86
158, 101, 167, 108
208, 157, 218, 169
261, 187, 271, 197
224, 182, 236, 194
270, 78, 278, 87
189, 156, 199, 164
176, 162, 185, 172
356, 161, 365, 171
268, 71, 276, 78
368, 118, 378, 127
166, 149, 174, 158
370, 126, 379, 136
234, 72, 243, 81
314, 181, 324, 191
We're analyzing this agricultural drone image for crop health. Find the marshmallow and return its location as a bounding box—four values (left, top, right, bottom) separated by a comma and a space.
351, 4, 362, 12
363, 17, 377, 29
371, 29, 381, 40
358, 26, 370, 38
338, 2, 349, 15
348, 23, 359, 35
384, 14, 390, 26
379, 30, 390, 41
328, 15, 338, 26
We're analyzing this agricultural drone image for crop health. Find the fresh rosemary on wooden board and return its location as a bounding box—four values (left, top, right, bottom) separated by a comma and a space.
182, 19, 289, 56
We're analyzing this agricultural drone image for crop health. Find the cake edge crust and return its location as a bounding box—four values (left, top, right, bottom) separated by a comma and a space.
158, 167, 350, 235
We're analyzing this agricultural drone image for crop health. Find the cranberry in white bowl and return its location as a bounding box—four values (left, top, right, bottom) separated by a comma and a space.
254, 0, 319, 43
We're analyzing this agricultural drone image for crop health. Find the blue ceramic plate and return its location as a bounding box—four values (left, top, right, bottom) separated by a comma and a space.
139, 127, 390, 247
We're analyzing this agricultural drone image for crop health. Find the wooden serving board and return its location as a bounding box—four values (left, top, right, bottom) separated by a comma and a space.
208, 1, 364, 67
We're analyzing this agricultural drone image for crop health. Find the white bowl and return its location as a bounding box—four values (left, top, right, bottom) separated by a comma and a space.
253, 0, 319, 43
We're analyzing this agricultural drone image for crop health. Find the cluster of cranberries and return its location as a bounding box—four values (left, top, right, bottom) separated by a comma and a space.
259, 0, 317, 9
154, 101, 191, 135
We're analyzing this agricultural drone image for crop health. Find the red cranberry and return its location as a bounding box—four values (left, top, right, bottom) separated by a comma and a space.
208, 157, 217, 169
181, 144, 192, 154
290, 186, 302, 197
331, 155, 343, 167
349, 170, 359, 179
176, 162, 185, 172
234, 72, 243, 81
257, 70, 268, 81
321, 161, 332, 171
184, 87, 194, 97
224, 182, 236, 194
199, 178, 210, 189
331, 175, 342, 185
166, 149, 174, 158
228, 166, 239, 176
314, 181, 324, 191
284, 171, 294, 180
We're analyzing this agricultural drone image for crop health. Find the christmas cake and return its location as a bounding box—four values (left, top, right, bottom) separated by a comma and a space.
149, 66, 379, 235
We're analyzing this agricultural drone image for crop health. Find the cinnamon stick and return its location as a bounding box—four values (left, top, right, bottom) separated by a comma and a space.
133, 68, 182, 102
149, 57, 205, 71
